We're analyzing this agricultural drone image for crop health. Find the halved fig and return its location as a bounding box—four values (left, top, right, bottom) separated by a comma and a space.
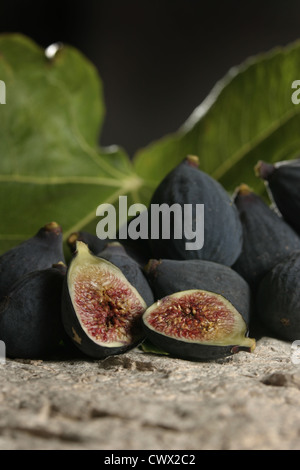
97, 242, 154, 307
61, 241, 148, 358
144, 258, 252, 325
142, 289, 255, 361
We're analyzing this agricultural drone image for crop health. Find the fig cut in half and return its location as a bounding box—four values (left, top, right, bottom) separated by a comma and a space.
142, 289, 255, 361
62, 241, 147, 358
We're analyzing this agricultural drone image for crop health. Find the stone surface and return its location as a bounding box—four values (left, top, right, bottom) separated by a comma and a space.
0, 336, 300, 450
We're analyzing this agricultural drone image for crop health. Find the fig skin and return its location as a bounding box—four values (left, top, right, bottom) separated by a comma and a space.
0, 263, 67, 359
97, 242, 154, 307
144, 258, 252, 326
67, 231, 108, 256
116, 215, 154, 267
143, 326, 254, 361
142, 290, 255, 361
255, 158, 300, 235
0, 222, 65, 300
232, 184, 300, 290
147, 155, 243, 266
67, 228, 151, 267
256, 251, 300, 341
61, 242, 148, 359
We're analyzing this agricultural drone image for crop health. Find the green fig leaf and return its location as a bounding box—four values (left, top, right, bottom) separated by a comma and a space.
1, 34, 300, 255
0, 34, 142, 253
133, 40, 300, 196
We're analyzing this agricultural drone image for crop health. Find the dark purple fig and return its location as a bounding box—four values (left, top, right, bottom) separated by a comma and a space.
0, 222, 65, 299
67, 231, 108, 255
256, 251, 300, 341
148, 155, 243, 266
142, 289, 256, 361
116, 216, 154, 266
144, 258, 252, 326
255, 158, 300, 235
116, 235, 153, 268
232, 184, 300, 290
61, 241, 148, 359
0, 263, 67, 359
68, 228, 152, 267
97, 242, 154, 307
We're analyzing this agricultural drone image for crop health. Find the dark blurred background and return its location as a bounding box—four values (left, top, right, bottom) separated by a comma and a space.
1, 0, 300, 157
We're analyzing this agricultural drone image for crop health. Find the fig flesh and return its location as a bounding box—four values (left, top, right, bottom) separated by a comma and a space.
255, 158, 300, 235
97, 242, 154, 307
256, 251, 300, 341
232, 184, 300, 290
144, 258, 252, 326
142, 289, 255, 360
61, 242, 148, 358
148, 155, 243, 266
0, 222, 65, 299
0, 263, 66, 359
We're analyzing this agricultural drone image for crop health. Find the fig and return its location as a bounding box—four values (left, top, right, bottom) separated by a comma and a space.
148, 155, 243, 266
116, 235, 153, 268
256, 251, 300, 341
67, 228, 151, 267
116, 215, 154, 266
144, 258, 252, 325
255, 158, 300, 235
142, 289, 256, 361
97, 242, 154, 307
0, 263, 67, 359
61, 241, 148, 359
232, 184, 300, 290
67, 230, 108, 255
0, 222, 65, 299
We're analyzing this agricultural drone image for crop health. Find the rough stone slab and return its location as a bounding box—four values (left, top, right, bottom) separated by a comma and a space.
0, 336, 300, 450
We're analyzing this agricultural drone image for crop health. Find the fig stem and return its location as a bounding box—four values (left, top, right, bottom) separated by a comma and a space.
254, 160, 275, 180
143, 259, 162, 277
44, 221, 62, 235
186, 155, 199, 168
233, 183, 253, 197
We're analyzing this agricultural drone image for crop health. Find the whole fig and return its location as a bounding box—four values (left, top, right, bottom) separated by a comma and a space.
0, 222, 65, 299
256, 251, 300, 341
255, 158, 300, 235
232, 184, 300, 290
67, 230, 108, 255
0, 263, 67, 359
148, 155, 243, 266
